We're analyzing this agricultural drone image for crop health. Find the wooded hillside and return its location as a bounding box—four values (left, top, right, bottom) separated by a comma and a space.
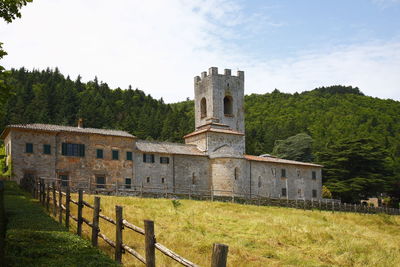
1, 68, 399, 204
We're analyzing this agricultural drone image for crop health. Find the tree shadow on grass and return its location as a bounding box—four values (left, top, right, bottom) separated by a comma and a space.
4, 182, 118, 267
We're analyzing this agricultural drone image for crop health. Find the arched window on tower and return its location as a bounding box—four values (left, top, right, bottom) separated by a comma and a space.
224, 96, 233, 116
200, 97, 207, 118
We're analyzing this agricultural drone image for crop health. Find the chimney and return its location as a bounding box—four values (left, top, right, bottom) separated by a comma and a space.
77, 118, 84, 128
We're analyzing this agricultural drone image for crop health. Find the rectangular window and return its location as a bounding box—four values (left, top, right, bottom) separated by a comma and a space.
125, 178, 132, 189
281, 188, 287, 197
60, 175, 69, 187
61, 143, 85, 157
26, 143, 33, 153
143, 154, 155, 163
312, 189, 317, 198
312, 171, 317, 180
146, 177, 150, 183
160, 156, 169, 164
96, 176, 105, 188
281, 169, 286, 178
96, 149, 103, 159
112, 150, 119, 160
126, 151, 133, 161
43, 144, 51, 155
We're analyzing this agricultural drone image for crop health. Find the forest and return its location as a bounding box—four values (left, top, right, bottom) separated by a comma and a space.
0, 68, 399, 206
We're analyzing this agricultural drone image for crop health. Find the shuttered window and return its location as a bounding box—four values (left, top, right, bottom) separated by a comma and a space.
160, 156, 169, 164
61, 143, 85, 157
96, 149, 103, 159
143, 154, 155, 163
126, 151, 133, 161
312, 171, 317, 180
112, 150, 119, 160
43, 144, 51, 155
25, 143, 33, 153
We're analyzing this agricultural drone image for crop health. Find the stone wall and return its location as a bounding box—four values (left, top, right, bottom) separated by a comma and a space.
8, 129, 135, 188
10, 130, 57, 183
135, 152, 210, 193
249, 161, 322, 199
194, 67, 245, 133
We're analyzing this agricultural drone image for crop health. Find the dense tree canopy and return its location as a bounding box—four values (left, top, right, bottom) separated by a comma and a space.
272, 133, 314, 162
1, 68, 400, 206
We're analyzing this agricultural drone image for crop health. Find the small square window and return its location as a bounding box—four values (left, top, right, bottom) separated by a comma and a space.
26, 143, 33, 153
125, 178, 132, 189
112, 150, 119, 160
312, 189, 317, 198
281, 188, 287, 197
146, 177, 150, 183
312, 171, 317, 180
60, 175, 69, 187
43, 144, 51, 155
96, 149, 103, 159
96, 176, 106, 188
143, 154, 155, 163
160, 157, 169, 164
126, 151, 133, 161
161, 177, 165, 184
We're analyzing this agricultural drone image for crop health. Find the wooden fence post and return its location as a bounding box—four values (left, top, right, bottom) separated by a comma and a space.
65, 186, 70, 229
115, 181, 118, 196
115, 205, 123, 263
211, 243, 229, 267
211, 185, 214, 202
46, 183, 50, 212
92, 197, 100, 247
0, 181, 5, 263
318, 199, 321, 211
189, 186, 192, 200
77, 189, 83, 236
58, 184, 63, 224
52, 182, 57, 217
144, 220, 155, 267
332, 201, 335, 213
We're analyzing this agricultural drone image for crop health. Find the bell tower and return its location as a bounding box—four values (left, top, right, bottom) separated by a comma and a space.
193, 67, 244, 133
185, 67, 245, 157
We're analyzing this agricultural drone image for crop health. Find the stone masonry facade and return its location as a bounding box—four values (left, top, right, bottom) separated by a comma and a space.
1, 67, 322, 200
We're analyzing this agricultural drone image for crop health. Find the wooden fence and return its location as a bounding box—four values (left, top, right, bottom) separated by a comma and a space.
33, 177, 400, 216
34, 178, 229, 267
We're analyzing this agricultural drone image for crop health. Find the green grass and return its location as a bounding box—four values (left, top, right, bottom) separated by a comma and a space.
71, 194, 400, 267
3, 182, 118, 267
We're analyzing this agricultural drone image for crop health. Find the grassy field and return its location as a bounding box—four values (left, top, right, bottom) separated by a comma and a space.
65, 193, 400, 267
2, 182, 119, 267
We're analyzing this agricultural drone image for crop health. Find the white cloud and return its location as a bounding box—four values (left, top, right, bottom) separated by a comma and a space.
245, 41, 400, 100
0, 0, 399, 102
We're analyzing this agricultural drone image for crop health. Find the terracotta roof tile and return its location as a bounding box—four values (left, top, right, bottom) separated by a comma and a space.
136, 140, 205, 156
2, 123, 135, 138
244, 154, 322, 167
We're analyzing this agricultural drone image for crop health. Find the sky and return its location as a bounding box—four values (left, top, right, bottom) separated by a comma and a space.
1, 0, 400, 102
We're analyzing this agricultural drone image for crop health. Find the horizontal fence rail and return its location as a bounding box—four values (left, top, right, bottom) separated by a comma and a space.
33, 178, 230, 267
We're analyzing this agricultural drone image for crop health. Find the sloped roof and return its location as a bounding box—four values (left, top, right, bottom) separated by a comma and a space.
244, 155, 322, 167
1, 124, 135, 138
136, 140, 206, 156
184, 127, 244, 138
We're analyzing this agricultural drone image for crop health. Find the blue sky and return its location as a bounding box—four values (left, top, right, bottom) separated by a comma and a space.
0, 0, 399, 102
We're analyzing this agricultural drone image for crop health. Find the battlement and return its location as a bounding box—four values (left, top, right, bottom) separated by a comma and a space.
194, 67, 244, 82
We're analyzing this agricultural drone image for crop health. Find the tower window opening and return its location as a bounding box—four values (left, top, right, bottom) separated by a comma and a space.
192, 173, 196, 185
224, 96, 233, 115
234, 167, 239, 180
200, 97, 207, 118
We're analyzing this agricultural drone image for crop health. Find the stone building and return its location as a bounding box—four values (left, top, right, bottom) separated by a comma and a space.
1, 67, 322, 200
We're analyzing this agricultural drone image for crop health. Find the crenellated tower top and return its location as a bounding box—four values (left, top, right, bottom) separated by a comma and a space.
193, 67, 245, 133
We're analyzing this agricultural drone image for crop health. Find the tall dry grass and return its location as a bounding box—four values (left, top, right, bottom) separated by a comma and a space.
65, 194, 400, 267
